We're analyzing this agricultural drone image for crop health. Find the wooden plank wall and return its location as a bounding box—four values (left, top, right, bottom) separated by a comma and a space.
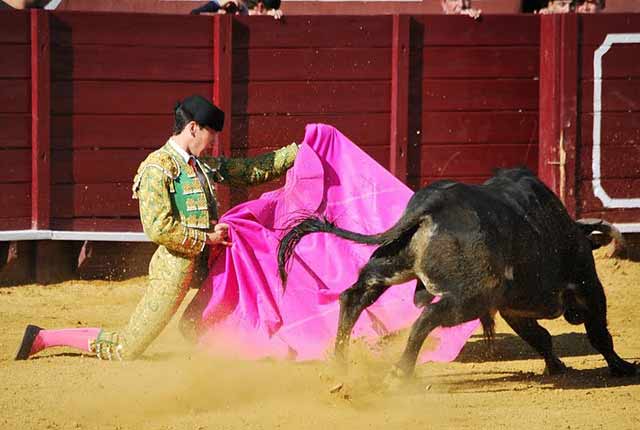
408, 15, 540, 189
48, 12, 214, 231
6, 11, 640, 234
576, 14, 640, 223
230, 16, 393, 205
0, 12, 543, 231
230, 15, 541, 204
0, 12, 31, 230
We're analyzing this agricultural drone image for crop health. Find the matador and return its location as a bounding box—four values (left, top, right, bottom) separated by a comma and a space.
15, 95, 298, 360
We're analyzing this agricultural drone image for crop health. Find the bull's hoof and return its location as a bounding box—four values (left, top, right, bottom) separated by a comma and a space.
609, 359, 637, 377
383, 365, 411, 391
543, 358, 569, 376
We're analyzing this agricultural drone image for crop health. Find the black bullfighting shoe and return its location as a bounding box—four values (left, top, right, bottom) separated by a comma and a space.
14, 324, 43, 360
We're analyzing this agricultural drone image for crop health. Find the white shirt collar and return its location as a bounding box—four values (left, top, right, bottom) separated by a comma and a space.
168, 138, 192, 164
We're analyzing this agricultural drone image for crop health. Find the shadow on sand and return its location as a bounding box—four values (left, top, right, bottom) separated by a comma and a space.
433, 365, 640, 392
432, 331, 640, 391
456, 332, 600, 363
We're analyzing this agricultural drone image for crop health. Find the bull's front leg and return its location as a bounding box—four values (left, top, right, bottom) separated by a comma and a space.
584, 317, 637, 376
572, 252, 637, 376
501, 314, 568, 375
582, 280, 636, 376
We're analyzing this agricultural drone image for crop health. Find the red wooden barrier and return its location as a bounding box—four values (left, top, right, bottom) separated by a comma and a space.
541, 13, 640, 230
47, 11, 213, 231
0, 11, 31, 230
538, 13, 578, 216
409, 15, 539, 188
229, 15, 393, 205
214, 14, 233, 213
31, 9, 51, 230
1, 11, 640, 238
390, 15, 410, 183
579, 18, 640, 229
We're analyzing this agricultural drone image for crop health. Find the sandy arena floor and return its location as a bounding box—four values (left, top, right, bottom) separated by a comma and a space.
1, 248, 639, 430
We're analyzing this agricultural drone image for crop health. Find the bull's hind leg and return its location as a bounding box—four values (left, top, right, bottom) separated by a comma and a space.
413, 280, 435, 308
335, 254, 414, 367
393, 294, 485, 379
501, 314, 568, 375
581, 279, 637, 376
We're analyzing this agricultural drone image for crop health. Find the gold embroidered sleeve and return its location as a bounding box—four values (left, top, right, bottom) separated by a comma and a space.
137, 167, 206, 257
201, 143, 298, 187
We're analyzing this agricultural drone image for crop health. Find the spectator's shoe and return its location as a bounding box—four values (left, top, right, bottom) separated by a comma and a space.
14, 324, 42, 360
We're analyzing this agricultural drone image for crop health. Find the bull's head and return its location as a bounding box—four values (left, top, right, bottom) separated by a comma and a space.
576, 218, 625, 257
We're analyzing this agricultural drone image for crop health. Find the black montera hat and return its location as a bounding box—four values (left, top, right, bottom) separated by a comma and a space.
179, 95, 225, 131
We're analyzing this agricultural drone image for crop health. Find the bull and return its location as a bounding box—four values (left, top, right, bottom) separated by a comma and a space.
278, 168, 636, 379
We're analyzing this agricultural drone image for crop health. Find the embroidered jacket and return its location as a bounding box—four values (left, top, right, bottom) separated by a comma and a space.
132, 141, 298, 257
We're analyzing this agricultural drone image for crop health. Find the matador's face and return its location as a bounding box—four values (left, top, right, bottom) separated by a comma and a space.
188, 123, 219, 157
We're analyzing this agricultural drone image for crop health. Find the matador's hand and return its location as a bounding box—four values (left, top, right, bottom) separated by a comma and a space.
207, 223, 231, 247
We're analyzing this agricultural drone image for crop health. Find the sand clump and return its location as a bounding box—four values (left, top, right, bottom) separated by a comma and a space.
0, 249, 638, 429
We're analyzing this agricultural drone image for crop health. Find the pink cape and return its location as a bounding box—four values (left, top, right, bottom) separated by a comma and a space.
196, 124, 479, 362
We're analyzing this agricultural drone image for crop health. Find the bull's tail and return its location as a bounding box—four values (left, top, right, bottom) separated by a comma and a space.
576, 218, 626, 257
278, 210, 427, 287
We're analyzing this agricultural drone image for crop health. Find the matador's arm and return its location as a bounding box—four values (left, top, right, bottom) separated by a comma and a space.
200, 142, 298, 187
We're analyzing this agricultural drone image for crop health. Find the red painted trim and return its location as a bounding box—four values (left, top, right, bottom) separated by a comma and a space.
390, 15, 410, 182
538, 15, 560, 194
538, 14, 578, 217
559, 13, 578, 218
213, 14, 233, 215
30, 10, 51, 230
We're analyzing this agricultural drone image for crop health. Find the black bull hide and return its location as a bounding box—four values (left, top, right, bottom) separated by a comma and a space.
278, 168, 636, 379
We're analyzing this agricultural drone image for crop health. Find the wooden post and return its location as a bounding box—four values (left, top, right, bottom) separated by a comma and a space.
539, 15, 561, 194
390, 15, 410, 183
213, 14, 233, 214
30, 9, 51, 229
538, 13, 579, 217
